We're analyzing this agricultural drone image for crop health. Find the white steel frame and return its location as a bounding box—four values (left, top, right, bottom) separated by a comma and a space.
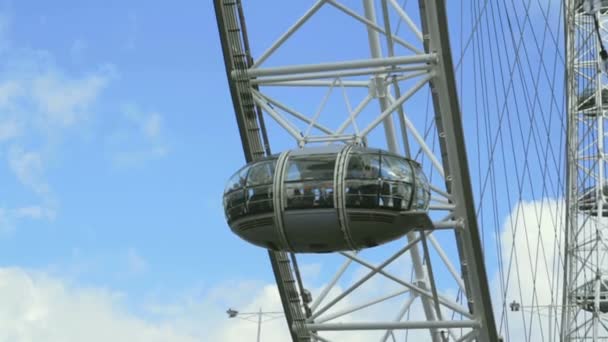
563, 1, 608, 341
220, 1, 499, 341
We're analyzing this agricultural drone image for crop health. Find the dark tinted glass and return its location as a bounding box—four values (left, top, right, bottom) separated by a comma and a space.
247, 185, 274, 214
286, 155, 335, 181
225, 190, 247, 221
345, 179, 379, 208
225, 167, 249, 193
285, 181, 334, 209
381, 155, 413, 182
346, 153, 380, 179
247, 160, 276, 186
412, 165, 430, 209
379, 181, 412, 210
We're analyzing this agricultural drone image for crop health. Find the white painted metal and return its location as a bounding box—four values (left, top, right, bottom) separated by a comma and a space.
243, 54, 436, 78
563, 2, 608, 341
306, 320, 480, 330
218, 0, 499, 340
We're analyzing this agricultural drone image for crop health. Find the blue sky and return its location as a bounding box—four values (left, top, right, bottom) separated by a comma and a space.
0, 1, 567, 341
0, 0, 277, 317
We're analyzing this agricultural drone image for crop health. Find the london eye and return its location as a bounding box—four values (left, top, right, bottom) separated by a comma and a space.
214, 0, 608, 341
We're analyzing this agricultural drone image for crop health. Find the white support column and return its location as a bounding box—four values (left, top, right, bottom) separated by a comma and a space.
563, 2, 608, 340
306, 320, 480, 331
362, 2, 439, 341
245, 54, 436, 78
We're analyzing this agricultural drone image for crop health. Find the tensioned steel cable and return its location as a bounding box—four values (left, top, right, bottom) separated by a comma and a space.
501, 0, 566, 339
461, 0, 567, 340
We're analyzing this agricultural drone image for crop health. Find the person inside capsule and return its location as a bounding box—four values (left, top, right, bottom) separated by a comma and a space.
223, 145, 432, 253
285, 155, 335, 209
346, 153, 381, 208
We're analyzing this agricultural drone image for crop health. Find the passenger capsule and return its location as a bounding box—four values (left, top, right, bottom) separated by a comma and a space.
222, 145, 432, 253
577, 88, 608, 115
576, 279, 608, 313
578, 183, 608, 217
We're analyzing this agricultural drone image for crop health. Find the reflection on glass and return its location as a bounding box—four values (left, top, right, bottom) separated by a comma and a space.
412, 165, 430, 210
224, 159, 277, 221
379, 181, 412, 210
345, 180, 380, 208
381, 155, 413, 182
225, 189, 247, 221
286, 181, 334, 209
223, 150, 431, 220
286, 155, 335, 181
345, 153, 423, 210
247, 185, 273, 214
247, 160, 276, 186
225, 167, 249, 193
347, 153, 380, 179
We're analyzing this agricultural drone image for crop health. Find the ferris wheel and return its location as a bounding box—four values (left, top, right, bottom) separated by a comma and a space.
213, 0, 607, 341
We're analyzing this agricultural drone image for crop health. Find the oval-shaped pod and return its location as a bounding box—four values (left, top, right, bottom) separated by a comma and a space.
223, 145, 432, 253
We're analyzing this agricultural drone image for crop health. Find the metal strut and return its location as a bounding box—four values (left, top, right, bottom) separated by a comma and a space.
562, 1, 608, 341
214, 1, 310, 341
216, 1, 500, 340
418, 0, 500, 340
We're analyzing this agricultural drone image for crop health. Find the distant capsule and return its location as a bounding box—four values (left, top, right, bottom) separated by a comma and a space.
576, 278, 608, 313
577, 88, 608, 115
578, 183, 608, 217
222, 144, 432, 253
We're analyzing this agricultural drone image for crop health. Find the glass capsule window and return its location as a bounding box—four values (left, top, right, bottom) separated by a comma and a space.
247, 160, 275, 186
246, 160, 276, 215
286, 155, 335, 181
285, 155, 335, 209
225, 167, 249, 193
412, 165, 430, 210
379, 180, 412, 210
224, 158, 277, 222
223, 148, 431, 221
381, 155, 413, 182
346, 153, 380, 179
345, 179, 380, 208
345, 152, 418, 210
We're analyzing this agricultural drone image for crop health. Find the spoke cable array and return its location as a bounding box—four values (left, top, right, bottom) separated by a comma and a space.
461, 0, 573, 340
212, 0, 605, 340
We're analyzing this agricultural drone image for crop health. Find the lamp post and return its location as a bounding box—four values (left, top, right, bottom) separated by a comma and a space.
226, 308, 284, 342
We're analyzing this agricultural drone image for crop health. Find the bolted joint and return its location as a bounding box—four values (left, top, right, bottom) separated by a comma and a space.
368, 75, 388, 99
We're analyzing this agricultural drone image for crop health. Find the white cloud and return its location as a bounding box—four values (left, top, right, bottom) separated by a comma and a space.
0, 80, 24, 107
31, 70, 110, 127
0, 205, 56, 235
8, 146, 48, 195
123, 104, 164, 139
106, 104, 169, 167
0, 16, 114, 225
143, 113, 162, 139
492, 198, 566, 341
14, 206, 56, 221
0, 119, 20, 141
299, 263, 322, 280
0, 263, 454, 342
0, 268, 290, 342
0, 268, 200, 342
199, 284, 292, 342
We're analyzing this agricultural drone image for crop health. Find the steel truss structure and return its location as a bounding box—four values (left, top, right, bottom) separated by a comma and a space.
215, 1, 499, 341
563, 1, 608, 341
